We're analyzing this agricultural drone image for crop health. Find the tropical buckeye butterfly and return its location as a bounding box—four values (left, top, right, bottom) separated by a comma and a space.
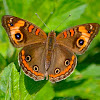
2, 15, 100, 83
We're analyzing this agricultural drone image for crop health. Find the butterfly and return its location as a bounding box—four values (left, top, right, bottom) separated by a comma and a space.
2, 15, 100, 83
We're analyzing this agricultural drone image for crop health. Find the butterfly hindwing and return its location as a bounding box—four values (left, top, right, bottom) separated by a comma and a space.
47, 44, 77, 83
19, 43, 46, 81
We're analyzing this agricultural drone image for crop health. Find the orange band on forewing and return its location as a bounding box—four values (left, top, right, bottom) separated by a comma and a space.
79, 26, 87, 33
28, 25, 34, 32
82, 33, 90, 38
21, 50, 44, 76
63, 31, 67, 38
9, 20, 25, 30
70, 29, 74, 36
35, 29, 40, 35
49, 55, 75, 78
15, 20, 25, 27
79, 26, 90, 37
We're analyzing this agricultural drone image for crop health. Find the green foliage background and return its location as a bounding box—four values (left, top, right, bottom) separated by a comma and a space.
0, 0, 100, 100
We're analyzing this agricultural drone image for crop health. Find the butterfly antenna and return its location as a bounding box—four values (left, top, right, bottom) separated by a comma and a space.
54, 14, 71, 31
35, 13, 51, 31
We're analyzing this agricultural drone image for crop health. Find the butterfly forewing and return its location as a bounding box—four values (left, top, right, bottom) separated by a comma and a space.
2, 15, 47, 47
56, 23, 100, 54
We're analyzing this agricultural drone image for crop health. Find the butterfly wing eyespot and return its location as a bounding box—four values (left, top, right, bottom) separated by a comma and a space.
76, 38, 85, 47
11, 31, 24, 44
25, 55, 32, 62
9, 23, 13, 26
54, 68, 61, 74
88, 30, 91, 33
78, 39, 84, 45
15, 33, 22, 40
33, 65, 39, 72
76, 36, 89, 51
65, 59, 70, 66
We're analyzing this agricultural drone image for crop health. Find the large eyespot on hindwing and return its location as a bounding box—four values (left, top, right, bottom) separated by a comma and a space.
76, 36, 89, 51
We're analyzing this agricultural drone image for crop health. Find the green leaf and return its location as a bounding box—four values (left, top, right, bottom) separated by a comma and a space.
10, 63, 20, 99
0, 63, 11, 99
0, 63, 20, 99
0, 90, 5, 100
0, 53, 7, 72
0, 42, 9, 57
81, 64, 100, 78
34, 82, 55, 100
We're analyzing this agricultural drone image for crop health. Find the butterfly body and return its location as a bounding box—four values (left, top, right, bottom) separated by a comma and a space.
45, 31, 56, 71
2, 15, 100, 83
